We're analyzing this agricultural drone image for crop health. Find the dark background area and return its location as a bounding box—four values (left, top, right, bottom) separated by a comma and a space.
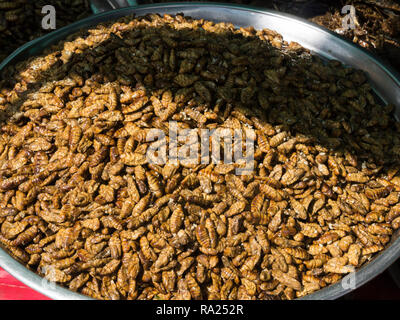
0, 0, 399, 300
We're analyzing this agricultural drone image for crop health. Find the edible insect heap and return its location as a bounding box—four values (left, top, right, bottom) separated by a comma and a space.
0, 13, 400, 300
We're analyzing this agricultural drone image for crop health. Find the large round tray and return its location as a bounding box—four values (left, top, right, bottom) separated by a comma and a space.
0, 2, 399, 300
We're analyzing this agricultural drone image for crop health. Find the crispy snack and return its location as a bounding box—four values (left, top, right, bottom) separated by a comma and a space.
0, 13, 399, 300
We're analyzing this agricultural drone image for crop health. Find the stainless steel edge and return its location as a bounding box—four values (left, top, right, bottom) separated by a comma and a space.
0, 2, 399, 300
302, 236, 400, 300
0, 249, 90, 299
90, 0, 138, 14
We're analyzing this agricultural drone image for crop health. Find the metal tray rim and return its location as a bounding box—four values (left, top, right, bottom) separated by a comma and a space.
2, 2, 400, 87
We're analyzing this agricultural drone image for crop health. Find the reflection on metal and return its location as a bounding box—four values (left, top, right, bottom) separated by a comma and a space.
0, 3, 399, 300
90, 0, 138, 13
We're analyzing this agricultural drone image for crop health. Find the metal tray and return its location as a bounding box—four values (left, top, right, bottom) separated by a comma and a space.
0, 2, 399, 300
